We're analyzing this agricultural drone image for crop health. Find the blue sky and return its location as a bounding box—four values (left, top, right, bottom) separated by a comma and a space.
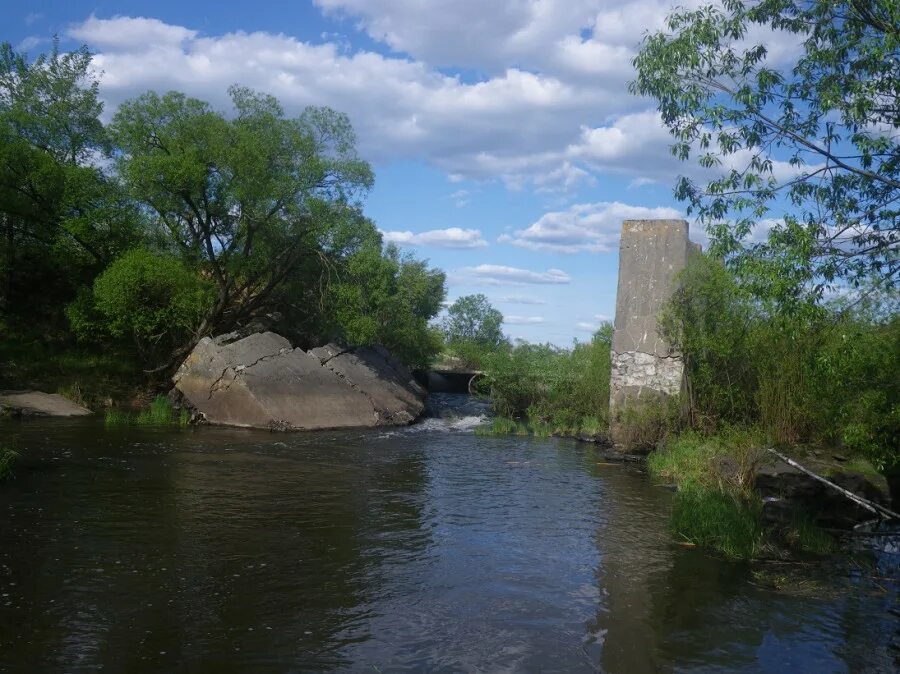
5, 1, 800, 343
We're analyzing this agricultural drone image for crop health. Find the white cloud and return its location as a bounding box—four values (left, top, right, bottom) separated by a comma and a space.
498, 295, 547, 305
69, 15, 198, 50
500, 201, 682, 253
381, 227, 487, 248
16, 36, 44, 52
504, 315, 546, 325
594, 313, 612, 321
62, 4, 807, 195
576, 321, 601, 331
458, 264, 571, 285
449, 189, 471, 207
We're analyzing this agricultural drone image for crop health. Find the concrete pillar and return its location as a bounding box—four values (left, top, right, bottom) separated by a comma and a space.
609, 219, 692, 448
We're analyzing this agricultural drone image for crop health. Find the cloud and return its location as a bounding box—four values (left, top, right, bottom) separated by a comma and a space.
449, 189, 471, 207
504, 315, 546, 324
16, 36, 45, 52
69, 15, 198, 50
62, 5, 806, 194
576, 321, 602, 331
381, 227, 487, 248
497, 295, 547, 305
458, 264, 571, 285
594, 313, 612, 321
500, 201, 682, 253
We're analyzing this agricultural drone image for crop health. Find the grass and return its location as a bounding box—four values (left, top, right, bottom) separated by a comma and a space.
782, 510, 836, 556
613, 396, 682, 453
649, 427, 766, 559
105, 396, 190, 428
476, 417, 528, 436
475, 415, 608, 439
0, 445, 18, 481
670, 485, 763, 559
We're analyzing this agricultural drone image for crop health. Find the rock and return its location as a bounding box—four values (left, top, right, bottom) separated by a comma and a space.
0, 390, 91, 417
754, 455, 891, 528
173, 332, 426, 430
309, 343, 426, 425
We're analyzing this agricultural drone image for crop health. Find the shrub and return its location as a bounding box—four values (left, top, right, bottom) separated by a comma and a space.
89, 249, 214, 363
483, 325, 612, 426
663, 252, 900, 469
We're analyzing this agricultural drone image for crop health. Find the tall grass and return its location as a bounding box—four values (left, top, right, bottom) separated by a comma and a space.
105, 396, 190, 428
670, 486, 763, 559
479, 326, 613, 429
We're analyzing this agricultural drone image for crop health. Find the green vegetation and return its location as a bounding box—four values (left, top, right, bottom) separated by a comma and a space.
670, 486, 763, 560
0, 41, 447, 400
662, 253, 899, 472
105, 396, 190, 428
631, 0, 898, 291
478, 325, 613, 434
0, 444, 17, 480
630, 0, 899, 557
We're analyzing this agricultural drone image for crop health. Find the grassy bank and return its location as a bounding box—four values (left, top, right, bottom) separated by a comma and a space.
105, 396, 190, 428
475, 415, 605, 439
647, 428, 850, 558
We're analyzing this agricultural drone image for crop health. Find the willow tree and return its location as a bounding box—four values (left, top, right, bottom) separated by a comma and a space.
111, 86, 374, 365
631, 0, 899, 300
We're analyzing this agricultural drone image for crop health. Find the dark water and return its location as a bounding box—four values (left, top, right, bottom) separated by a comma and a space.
0, 401, 897, 673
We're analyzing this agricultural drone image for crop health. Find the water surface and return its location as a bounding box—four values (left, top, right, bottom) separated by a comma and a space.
0, 403, 896, 672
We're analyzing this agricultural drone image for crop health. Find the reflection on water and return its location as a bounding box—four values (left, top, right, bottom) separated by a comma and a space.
0, 409, 896, 673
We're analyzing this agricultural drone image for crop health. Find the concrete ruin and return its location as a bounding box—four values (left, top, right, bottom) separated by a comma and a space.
609, 219, 694, 448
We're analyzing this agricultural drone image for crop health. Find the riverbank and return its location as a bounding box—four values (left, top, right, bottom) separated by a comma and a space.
476, 418, 892, 560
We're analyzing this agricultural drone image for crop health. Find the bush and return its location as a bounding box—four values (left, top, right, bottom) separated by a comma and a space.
613, 396, 683, 453
483, 325, 612, 427
663, 252, 900, 469
88, 249, 214, 364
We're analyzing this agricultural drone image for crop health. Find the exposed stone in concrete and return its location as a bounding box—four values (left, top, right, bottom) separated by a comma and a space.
0, 391, 91, 417
173, 332, 426, 430
609, 219, 692, 448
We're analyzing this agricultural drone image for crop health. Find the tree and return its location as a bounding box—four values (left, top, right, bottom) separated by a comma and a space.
631, 0, 899, 299
110, 87, 374, 367
443, 294, 505, 347
0, 40, 139, 313
327, 241, 446, 368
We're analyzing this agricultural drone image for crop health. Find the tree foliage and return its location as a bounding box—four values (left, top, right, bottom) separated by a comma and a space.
0, 40, 140, 313
0, 41, 447, 381
663, 252, 899, 469
442, 294, 505, 347
110, 87, 374, 364
631, 0, 899, 297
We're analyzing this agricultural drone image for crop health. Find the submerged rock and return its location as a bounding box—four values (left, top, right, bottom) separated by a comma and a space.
0, 390, 91, 417
173, 332, 426, 430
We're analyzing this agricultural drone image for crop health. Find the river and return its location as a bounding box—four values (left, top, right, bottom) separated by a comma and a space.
0, 395, 897, 672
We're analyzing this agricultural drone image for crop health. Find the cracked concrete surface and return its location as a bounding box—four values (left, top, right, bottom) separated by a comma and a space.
173, 332, 425, 430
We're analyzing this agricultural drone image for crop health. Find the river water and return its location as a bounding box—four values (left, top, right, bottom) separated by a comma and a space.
0, 396, 897, 673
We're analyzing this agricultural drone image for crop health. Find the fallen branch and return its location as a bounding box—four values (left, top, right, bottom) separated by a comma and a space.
766, 448, 900, 521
